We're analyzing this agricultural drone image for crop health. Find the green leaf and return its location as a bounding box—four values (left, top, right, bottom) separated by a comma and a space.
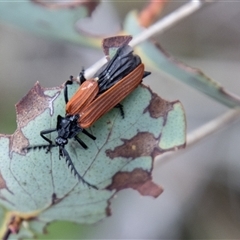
0, 79, 185, 238
0, 1, 101, 47
124, 11, 240, 108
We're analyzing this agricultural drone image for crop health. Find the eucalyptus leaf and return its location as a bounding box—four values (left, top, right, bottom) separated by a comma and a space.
124, 10, 240, 108
0, 79, 186, 238
0, 1, 101, 47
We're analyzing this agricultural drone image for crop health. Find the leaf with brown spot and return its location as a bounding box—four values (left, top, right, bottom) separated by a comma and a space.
15, 82, 59, 128
102, 35, 133, 58
0, 80, 186, 238
107, 169, 163, 198
0, 38, 186, 238
106, 132, 158, 160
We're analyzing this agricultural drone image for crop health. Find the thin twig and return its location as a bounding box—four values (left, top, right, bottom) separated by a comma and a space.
83, 0, 233, 166
155, 109, 240, 167
84, 0, 204, 79
130, 0, 203, 47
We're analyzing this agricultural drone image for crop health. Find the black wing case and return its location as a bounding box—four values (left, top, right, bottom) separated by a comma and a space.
95, 45, 142, 94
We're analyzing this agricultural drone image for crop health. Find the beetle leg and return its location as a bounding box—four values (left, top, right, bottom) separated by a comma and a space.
79, 67, 86, 84
40, 128, 57, 153
64, 76, 74, 104
115, 103, 124, 118
74, 135, 88, 149
143, 71, 151, 79
82, 129, 96, 140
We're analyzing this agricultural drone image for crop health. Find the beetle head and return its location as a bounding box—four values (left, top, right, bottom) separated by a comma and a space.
55, 137, 68, 147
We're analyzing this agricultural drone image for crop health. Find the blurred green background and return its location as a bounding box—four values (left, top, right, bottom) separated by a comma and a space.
1, 1, 240, 239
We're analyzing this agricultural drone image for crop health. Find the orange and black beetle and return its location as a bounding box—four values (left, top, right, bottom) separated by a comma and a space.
24, 36, 151, 188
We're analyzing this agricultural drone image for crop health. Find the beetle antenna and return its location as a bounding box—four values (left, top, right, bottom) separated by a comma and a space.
60, 147, 98, 190
22, 144, 58, 152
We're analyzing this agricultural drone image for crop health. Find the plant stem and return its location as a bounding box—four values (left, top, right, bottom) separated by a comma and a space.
130, 0, 203, 47
155, 109, 240, 167
84, 0, 205, 79
85, 0, 232, 162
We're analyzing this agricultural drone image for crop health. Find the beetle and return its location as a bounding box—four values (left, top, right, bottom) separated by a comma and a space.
23, 39, 151, 189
